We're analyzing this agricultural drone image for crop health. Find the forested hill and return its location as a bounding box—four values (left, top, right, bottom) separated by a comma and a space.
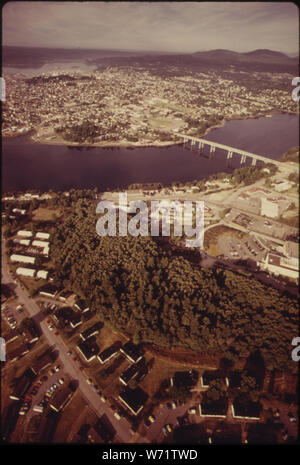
51, 199, 298, 372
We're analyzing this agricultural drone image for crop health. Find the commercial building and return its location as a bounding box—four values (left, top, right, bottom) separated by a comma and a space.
273, 181, 293, 192
284, 241, 299, 269
261, 252, 298, 279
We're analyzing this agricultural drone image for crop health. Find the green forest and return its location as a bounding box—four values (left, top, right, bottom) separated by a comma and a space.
50, 198, 298, 373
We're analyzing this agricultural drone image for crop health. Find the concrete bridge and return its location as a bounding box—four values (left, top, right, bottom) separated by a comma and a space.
179, 134, 284, 168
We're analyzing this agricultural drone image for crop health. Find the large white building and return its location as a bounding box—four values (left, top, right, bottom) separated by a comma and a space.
261, 253, 298, 279
273, 181, 293, 192
16, 267, 36, 277
17, 230, 33, 238
32, 240, 49, 248
10, 254, 35, 264
36, 232, 50, 240
283, 241, 299, 269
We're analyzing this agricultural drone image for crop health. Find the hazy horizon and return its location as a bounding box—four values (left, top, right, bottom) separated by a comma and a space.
2, 2, 299, 55
2, 44, 298, 57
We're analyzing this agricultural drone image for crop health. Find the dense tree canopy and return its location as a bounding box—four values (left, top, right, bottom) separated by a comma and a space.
51, 198, 298, 372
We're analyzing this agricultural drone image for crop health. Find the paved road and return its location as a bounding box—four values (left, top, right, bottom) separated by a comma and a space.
1, 239, 138, 443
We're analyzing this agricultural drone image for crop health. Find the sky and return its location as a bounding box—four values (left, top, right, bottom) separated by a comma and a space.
2, 1, 299, 54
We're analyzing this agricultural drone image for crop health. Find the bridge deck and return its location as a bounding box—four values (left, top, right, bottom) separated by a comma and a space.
179, 134, 282, 166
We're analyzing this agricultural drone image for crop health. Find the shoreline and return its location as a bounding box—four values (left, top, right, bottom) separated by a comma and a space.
2, 110, 298, 149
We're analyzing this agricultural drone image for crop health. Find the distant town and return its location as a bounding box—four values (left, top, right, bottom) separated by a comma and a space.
2, 66, 297, 147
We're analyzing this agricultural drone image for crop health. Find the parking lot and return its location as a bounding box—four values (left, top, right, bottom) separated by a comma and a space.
19, 364, 67, 417
2, 301, 26, 330
218, 233, 267, 263
225, 209, 297, 241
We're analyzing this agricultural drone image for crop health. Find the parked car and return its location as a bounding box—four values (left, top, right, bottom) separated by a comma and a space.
188, 406, 197, 414
162, 424, 173, 435
288, 412, 297, 423
144, 414, 155, 427
54, 365, 60, 372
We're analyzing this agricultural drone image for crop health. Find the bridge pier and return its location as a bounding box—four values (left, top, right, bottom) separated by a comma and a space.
209, 145, 216, 159
180, 134, 282, 170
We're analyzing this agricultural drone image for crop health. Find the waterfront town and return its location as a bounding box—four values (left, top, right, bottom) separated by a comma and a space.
1, 1, 299, 449
2, 66, 297, 146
